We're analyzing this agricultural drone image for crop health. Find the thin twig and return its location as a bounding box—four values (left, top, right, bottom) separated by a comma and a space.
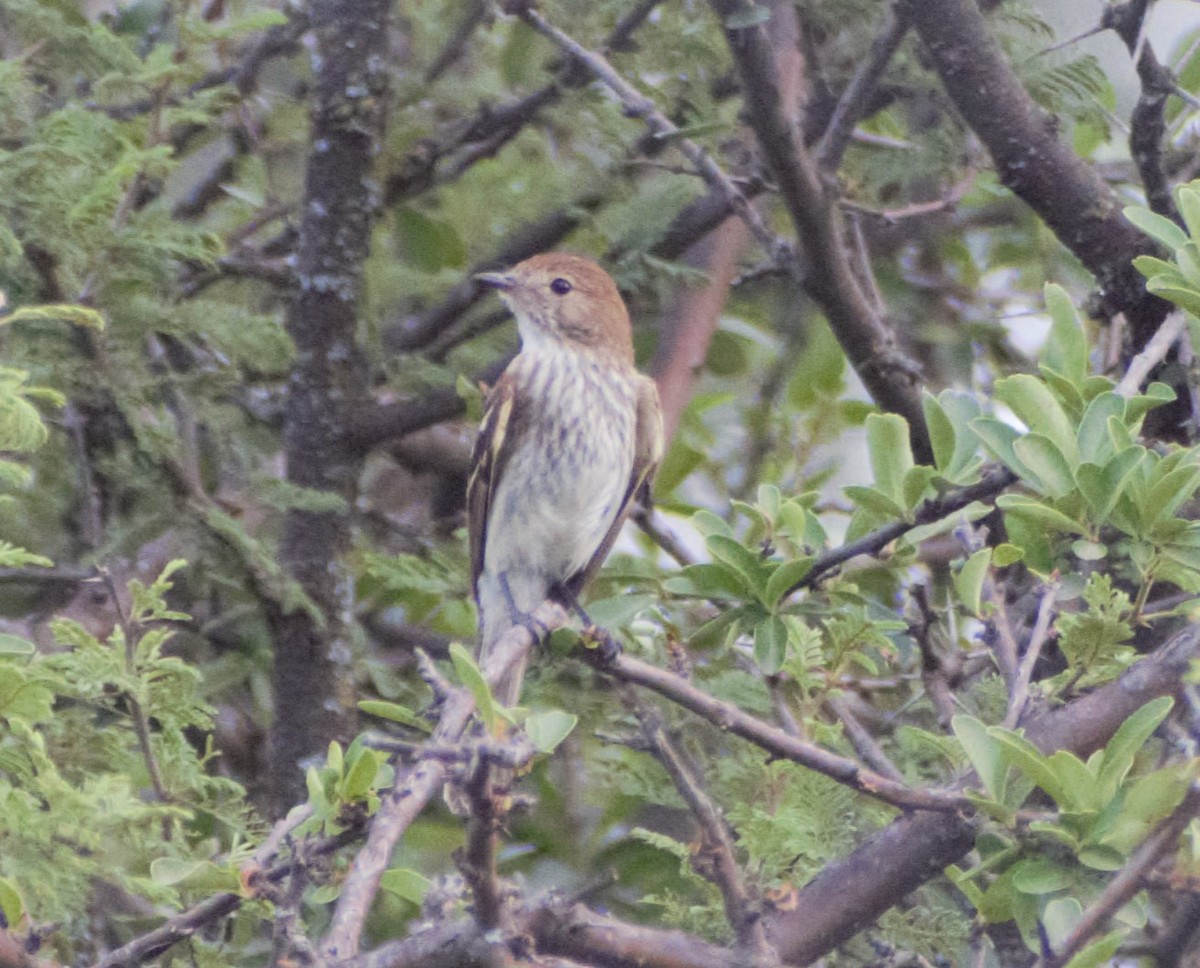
90, 825, 361, 968
518, 6, 780, 258
633, 506, 698, 567
826, 694, 906, 783
633, 700, 777, 958
985, 579, 1021, 690
1116, 311, 1187, 398
1003, 582, 1060, 729
788, 464, 1019, 598
100, 568, 170, 807
583, 650, 970, 812
321, 601, 568, 960
816, 3, 909, 171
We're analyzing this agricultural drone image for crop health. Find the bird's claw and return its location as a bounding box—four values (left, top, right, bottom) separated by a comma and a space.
582, 624, 622, 666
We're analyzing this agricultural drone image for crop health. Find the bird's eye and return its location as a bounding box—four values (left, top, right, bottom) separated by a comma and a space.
550, 277, 572, 296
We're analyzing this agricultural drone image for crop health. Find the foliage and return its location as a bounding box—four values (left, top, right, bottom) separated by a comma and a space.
0, 1, 1199, 967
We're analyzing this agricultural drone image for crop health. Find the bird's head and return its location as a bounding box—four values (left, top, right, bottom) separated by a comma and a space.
476, 253, 634, 366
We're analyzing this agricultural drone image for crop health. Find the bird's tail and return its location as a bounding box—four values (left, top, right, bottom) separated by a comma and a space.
475, 572, 539, 707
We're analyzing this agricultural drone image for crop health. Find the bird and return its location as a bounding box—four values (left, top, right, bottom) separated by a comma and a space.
468, 253, 663, 705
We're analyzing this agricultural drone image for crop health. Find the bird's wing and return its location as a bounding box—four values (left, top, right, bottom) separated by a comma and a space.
467, 369, 523, 600
567, 373, 664, 595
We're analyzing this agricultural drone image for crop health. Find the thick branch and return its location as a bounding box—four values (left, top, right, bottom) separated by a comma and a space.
708, 0, 933, 462
266, 0, 389, 813
767, 622, 1200, 964
899, 0, 1168, 347
321, 602, 568, 961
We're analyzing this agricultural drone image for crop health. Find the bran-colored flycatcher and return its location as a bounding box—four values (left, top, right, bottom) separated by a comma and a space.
469, 253, 663, 704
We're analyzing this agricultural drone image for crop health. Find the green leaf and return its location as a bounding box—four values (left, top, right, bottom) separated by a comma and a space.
358, 700, 430, 732
1010, 857, 1072, 894
1143, 463, 1200, 531
972, 417, 1031, 479
1179, 185, 1200, 243
450, 642, 498, 731
0, 634, 35, 655
150, 857, 208, 886
922, 392, 957, 474
993, 374, 1079, 463
1076, 447, 1145, 523
1046, 749, 1100, 812
990, 727, 1070, 805
0, 667, 53, 724
1062, 930, 1125, 968
1041, 283, 1088, 384
753, 615, 788, 674
763, 556, 814, 608
1075, 392, 1124, 463
952, 714, 1007, 801
0, 303, 105, 330
693, 509, 734, 538
993, 543, 1024, 566
1097, 697, 1173, 795
843, 485, 907, 521
342, 748, 380, 800
1042, 896, 1083, 950
1146, 278, 1200, 316
0, 877, 23, 925
524, 709, 578, 753
1124, 382, 1175, 423
706, 535, 768, 601
901, 465, 936, 509
996, 495, 1087, 536
865, 412, 915, 505
1012, 434, 1076, 498
663, 562, 751, 599
1077, 845, 1126, 871
955, 548, 991, 617
1124, 204, 1189, 250
380, 868, 432, 904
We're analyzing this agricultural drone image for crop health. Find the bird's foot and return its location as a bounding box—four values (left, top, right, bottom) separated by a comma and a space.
581, 623, 622, 667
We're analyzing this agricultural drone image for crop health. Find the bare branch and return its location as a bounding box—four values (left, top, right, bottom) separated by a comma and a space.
586, 649, 969, 812
634, 701, 777, 957
708, 0, 933, 461
816, 3, 909, 171
321, 601, 568, 960
1116, 310, 1188, 397
1003, 581, 1060, 728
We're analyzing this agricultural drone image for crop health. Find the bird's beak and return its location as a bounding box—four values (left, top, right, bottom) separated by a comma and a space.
475, 270, 516, 291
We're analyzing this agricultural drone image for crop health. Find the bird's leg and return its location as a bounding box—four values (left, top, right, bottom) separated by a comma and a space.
500, 573, 552, 643
550, 581, 622, 667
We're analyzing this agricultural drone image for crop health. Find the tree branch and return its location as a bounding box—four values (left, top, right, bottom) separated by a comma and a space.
1041, 782, 1200, 968
320, 602, 568, 961
899, 0, 1169, 349
766, 622, 1200, 964
266, 0, 390, 813
586, 650, 970, 813
708, 0, 934, 462
633, 701, 776, 957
